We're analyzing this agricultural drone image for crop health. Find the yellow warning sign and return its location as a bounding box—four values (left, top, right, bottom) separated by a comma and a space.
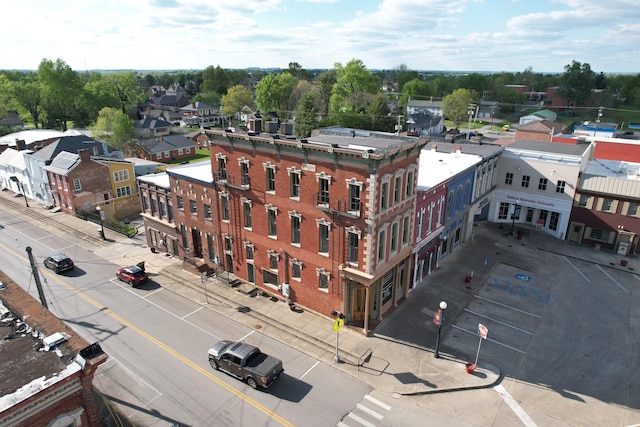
333, 318, 344, 332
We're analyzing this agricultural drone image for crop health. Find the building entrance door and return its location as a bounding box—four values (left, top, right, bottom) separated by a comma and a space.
568, 222, 583, 242
352, 287, 367, 321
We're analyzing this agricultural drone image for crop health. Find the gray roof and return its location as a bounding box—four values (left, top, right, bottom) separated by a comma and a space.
505, 139, 591, 156
43, 151, 80, 175
30, 136, 106, 161
138, 134, 195, 154
309, 127, 421, 154
135, 117, 172, 130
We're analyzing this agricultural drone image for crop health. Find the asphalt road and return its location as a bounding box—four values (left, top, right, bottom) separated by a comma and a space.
0, 206, 378, 426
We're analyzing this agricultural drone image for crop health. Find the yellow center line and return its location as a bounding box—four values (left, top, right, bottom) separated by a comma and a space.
3, 241, 295, 427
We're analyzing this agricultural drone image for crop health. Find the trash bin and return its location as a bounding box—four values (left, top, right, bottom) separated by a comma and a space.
517, 230, 523, 240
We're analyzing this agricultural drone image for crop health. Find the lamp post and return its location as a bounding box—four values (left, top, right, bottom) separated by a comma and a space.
96, 205, 105, 240
434, 301, 448, 358
466, 104, 475, 140
509, 200, 520, 236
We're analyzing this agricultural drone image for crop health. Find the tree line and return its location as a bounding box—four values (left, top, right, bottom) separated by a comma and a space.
2, 58, 640, 140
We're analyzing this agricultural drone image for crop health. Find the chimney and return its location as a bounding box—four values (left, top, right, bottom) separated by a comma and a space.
15, 139, 26, 151
455, 146, 462, 157
431, 144, 437, 152
77, 149, 91, 162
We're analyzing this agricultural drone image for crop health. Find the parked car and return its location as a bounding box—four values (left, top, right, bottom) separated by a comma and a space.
44, 253, 74, 273
502, 125, 510, 131
208, 340, 284, 389
116, 265, 148, 286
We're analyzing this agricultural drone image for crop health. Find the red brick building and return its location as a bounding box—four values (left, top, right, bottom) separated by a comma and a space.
204, 128, 427, 333
44, 149, 111, 215
0, 270, 107, 426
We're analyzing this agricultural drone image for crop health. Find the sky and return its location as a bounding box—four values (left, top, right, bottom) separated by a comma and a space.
3, 0, 640, 74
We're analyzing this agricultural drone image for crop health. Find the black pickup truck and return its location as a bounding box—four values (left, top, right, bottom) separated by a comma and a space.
208, 340, 284, 389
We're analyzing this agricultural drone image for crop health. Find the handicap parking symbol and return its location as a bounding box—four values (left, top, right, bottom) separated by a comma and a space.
515, 273, 531, 282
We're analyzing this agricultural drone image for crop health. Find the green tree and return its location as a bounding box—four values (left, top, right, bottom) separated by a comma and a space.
255, 72, 298, 115
7, 74, 44, 128
367, 94, 394, 132
558, 60, 596, 108
202, 65, 230, 94
315, 70, 337, 117
38, 58, 84, 131
221, 85, 254, 120
399, 78, 432, 107
285, 62, 312, 81
442, 88, 474, 129
294, 92, 319, 139
329, 59, 380, 115
91, 107, 137, 153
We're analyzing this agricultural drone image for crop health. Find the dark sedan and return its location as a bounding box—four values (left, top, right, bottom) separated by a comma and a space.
116, 265, 148, 286
44, 253, 75, 273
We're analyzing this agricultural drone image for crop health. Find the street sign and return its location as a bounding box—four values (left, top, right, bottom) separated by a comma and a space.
433, 308, 442, 326
478, 323, 488, 339
333, 318, 344, 332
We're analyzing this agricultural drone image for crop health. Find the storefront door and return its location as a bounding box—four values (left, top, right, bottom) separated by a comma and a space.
352, 287, 367, 321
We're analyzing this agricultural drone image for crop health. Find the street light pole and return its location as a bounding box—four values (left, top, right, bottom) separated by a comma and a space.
509, 200, 520, 236
96, 205, 105, 240
467, 104, 475, 140
434, 301, 448, 358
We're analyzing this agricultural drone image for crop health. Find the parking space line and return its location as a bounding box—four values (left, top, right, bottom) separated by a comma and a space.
464, 309, 534, 335
494, 384, 537, 427
596, 265, 629, 293
451, 324, 526, 354
182, 306, 203, 319
474, 295, 541, 318
562, 256, 591, 283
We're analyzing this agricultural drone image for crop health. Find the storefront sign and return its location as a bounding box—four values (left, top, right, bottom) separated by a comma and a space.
382, 270, 394, 305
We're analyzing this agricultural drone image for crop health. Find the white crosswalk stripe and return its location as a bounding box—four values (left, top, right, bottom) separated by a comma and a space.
338, 394, 391, 427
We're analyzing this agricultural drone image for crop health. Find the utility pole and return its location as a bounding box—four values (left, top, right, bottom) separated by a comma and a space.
395, 115, 404, 136
26, 247, 48, 309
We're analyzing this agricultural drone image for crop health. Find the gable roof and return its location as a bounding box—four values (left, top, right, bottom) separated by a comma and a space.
43, 151, 81, 175
518, 120, 567, 134
138, 134, 195, 154
30, 136, 106, 162
135, 117, 172, 130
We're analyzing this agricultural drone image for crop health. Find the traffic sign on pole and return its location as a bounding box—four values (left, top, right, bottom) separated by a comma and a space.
333, 318, 344, 332
478, 323, 488, 339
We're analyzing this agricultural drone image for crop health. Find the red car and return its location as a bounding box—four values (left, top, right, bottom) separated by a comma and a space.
116, 265, 148, 286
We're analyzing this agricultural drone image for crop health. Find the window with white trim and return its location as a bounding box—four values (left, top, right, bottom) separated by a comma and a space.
244, 242, 254, 260
289, 210, 301, 245
113, 169, 130, 182
266, 204, 277, 238
116, 186, 132, 197
239, 158, 250, 187
216, 154, 227, 181
73, 178, 81, 192
346, 178, 362, 216
391, 221, 399, 252
204, 203, 211, 220
288, 167, 301, 199
220, 193, 230, 221
317, 218, 331, 255
347, 226, 360, 265
393, 175, 402, 205
378, 227, 387, 261
223, 234, 232, 252
380, 180, 389, 210
242, 198, 252, 229
406, 169, 415, 198
291, 258, 302, 281
177, 195, 184, 210
189, 199, 197, 216
556, 180, 566, 193
268, 250, 279, 270
317, 268, 330, 291
264, 162, 276, 193
316, 172, 331, 206
402, 215, 410, 246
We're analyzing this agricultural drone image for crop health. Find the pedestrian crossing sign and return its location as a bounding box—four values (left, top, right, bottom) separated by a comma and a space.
333, 318, 344, 332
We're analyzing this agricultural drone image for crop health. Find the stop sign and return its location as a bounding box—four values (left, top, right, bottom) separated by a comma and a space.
478, 323, 488, 339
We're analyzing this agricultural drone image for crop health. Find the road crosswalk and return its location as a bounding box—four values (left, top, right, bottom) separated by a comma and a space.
338, 394, 391, 427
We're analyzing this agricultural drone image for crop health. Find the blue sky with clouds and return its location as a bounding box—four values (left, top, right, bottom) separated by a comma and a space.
4, 0, 640, 73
